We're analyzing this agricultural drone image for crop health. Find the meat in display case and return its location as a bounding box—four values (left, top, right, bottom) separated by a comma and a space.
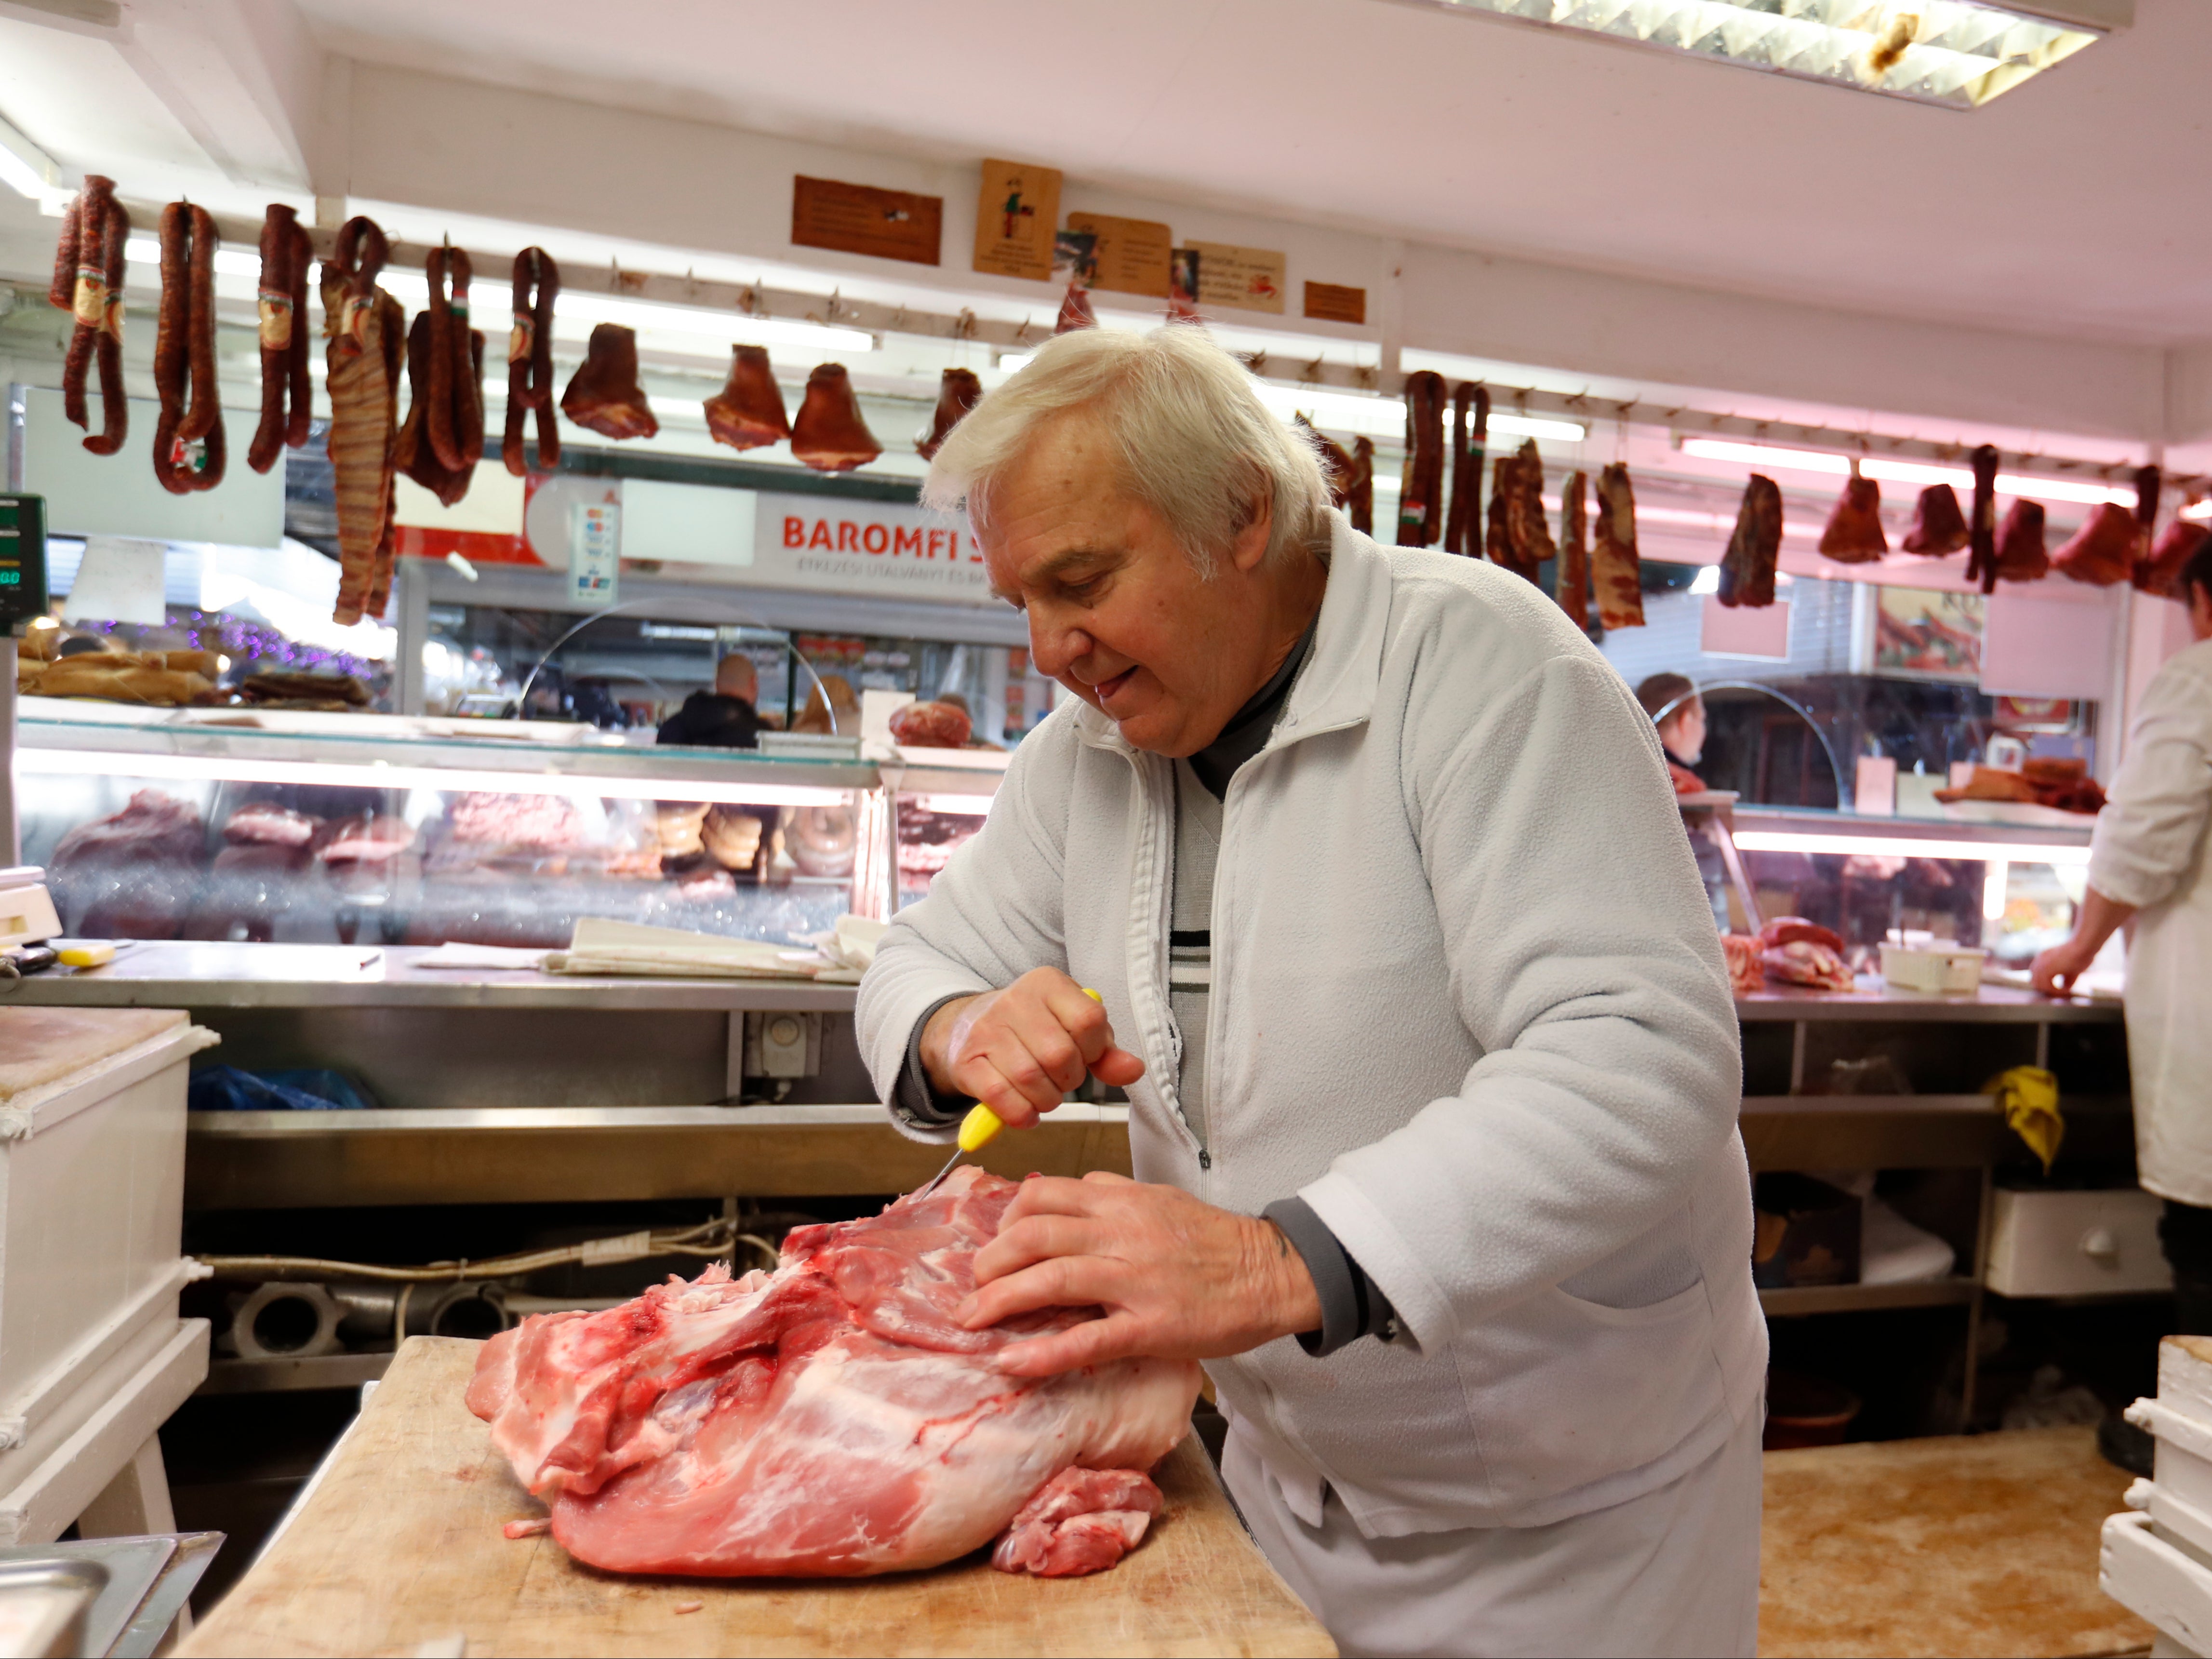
15, 699, 887, 947
881, 748, 1009, 913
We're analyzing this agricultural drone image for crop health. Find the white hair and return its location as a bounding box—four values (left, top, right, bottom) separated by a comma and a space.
920, 326, 1333, 577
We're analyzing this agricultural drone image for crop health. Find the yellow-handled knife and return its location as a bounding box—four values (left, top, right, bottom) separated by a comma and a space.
915, 988, 1103, 1199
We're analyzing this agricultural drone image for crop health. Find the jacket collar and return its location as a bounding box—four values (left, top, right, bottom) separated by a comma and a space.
1073, 510, 1389, 761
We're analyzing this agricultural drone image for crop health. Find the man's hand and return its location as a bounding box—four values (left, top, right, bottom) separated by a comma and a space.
959, 1171, 1324, 1376
920, 969, 1144, 1129
2030, 935, 2101, 995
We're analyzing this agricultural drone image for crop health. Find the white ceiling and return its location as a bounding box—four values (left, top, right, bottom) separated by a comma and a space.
281, 0, 2212, 348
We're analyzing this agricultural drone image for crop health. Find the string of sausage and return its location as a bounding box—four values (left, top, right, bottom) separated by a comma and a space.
248, 204, 314, 474
152, 202, 227, 493
1441, 382, 1490, 557
425, 244, 485, 475
503, 247, 560, 475
51, 175, 129, 455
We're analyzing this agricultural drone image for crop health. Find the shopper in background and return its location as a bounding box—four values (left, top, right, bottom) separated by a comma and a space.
655, 653, 764, 749
2034, 540, 2212, 1372
859, 326, 1761, 1658
1638, 671, 1709, 793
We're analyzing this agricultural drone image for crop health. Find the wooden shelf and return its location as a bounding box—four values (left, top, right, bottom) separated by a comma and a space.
1759, 1278, 1978, 1317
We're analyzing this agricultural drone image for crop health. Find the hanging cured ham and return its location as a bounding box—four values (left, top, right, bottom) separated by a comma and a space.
916, 367, 982, 460
705, 346, 792, 452
504, 248, 561, 474
1485, 439, 1553, 583
1818, 466, 1885, 563
1965, 445, 2000, 592
321, 217, 405, 627
1718, 474, 1782, 608
1442, 383, 1489, 558
2053, 501, 2143, 586
1397, 372, 1446, 548
151, 201, 226, 495
2141, 516, 2209, 598
789, 364, 882, 472
561, 324, 659, 441
1995, 500, 2050, 582
1557, 469, 1590, 629
247, 204, 313, 475
1345, 437, 1375, 536
1902, 483, 1970, 556
1591, 463, 1645, 629
50, 175, 128, 457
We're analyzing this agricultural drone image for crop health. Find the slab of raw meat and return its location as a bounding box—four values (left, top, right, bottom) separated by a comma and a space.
467, 1168, 1200, 1578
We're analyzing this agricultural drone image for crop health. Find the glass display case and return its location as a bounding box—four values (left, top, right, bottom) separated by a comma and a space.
879, 748, 1011, 914
15, 699, 884, 948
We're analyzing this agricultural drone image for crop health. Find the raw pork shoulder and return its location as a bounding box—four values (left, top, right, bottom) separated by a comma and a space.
467, 1168, 1200, 1578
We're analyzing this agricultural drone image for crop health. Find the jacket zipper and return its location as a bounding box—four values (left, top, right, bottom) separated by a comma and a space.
1125, 745, 1206, 1179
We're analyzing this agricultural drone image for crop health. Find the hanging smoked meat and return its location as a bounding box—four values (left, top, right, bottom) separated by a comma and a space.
561, 323, 659, 440
1491, 439, 1554, 583
1485, 458, 1515, 570
423, 245, 485, 479
1718, 474, 1782, 608
2140, 516, 2209, 598
1397, 372, 1446, 548
247, 203, 313, 475
1345, 437, 1375, 536
1995, 500, 2050, 582
1902, 483, 1970, 555
1442, 383, 1490, 558
1556, 469, 1590, 629
790, 364, 882, 472
2053, 502, 2141, 586
151, 201, 226, 495
917, 367, 983, 460
2138, 464, 2164, 549
1818, 464, 1886, 563
395, 311, 478, 508
504, 248, 560, 475
321, 216, 405, 627
1965, 444, 2000, 593
51, 175, 129, 457
706, 345, 793, 452
1591, 463, 1644, 629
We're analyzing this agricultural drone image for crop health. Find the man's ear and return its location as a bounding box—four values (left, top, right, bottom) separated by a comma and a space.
1229, 488, 1275, 576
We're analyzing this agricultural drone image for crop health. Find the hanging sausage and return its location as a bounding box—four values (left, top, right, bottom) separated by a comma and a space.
503, 248, 560, 475
2053, 502, 2143, 586
1557, 469, 1590, 629
1995, 500, 2050, 582
151, 202, 226, 494
1591, 463, 1645, 629
560, 323, 659, 440
1296, 415, 1354, 509
1345, 437, 1375, 537
1443, 383, 1490, 558
424, 245, 485, 479
1397, 372, 1446, 548
321, 216, 406, 627
1818, 463, 1886, 562
50, 175, 128, 456
1965, 444, 2000, 593
247, 204, 314, 475
917, 367, 982, 460
789, 364, 882, 472
395, 311, 480, 508
1718, 474, 1782, 608
1902, 483, 1970, 555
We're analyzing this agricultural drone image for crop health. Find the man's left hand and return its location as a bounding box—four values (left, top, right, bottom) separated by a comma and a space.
960, 1171, 1323, 1377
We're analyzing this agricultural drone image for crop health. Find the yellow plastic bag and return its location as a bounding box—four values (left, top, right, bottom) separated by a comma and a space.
1988, 1065, 2063, 1173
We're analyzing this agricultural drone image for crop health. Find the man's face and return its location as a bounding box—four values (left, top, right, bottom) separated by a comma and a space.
980, 415, 1272, 757
1662, 699, 1707, 765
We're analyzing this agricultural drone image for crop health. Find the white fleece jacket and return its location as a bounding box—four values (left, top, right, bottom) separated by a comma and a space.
856, 515, 1766, 1537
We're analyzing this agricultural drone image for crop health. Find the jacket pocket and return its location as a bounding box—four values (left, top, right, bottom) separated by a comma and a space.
1456, 1274, 1726, 1512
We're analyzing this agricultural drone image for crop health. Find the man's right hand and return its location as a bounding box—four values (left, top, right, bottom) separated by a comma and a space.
920, 969, 1145, 1128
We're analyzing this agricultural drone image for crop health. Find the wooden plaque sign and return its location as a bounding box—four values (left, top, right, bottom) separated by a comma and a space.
792, 176, 942, 267
973, 159, 1062, 281
1186, 240, 1287, 314
1304, 281, 1368, 325
1066, 212, 1173, 298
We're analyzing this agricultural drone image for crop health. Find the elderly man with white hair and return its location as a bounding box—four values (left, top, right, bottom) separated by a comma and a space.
855, 326, 1764, 1659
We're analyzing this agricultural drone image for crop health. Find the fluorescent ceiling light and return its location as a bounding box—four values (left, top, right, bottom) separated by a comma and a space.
1732, 828, 2090, 865
1415, 0, 2105, 110
1690, 565, 1721, 594
0, 110, 66, 205
1680, 438, 2137, 508
13, 748, 851, 808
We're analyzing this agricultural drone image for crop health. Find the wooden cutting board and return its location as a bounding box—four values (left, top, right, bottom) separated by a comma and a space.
0, 1006, 185, 1100
180, 1337, 1335, 1658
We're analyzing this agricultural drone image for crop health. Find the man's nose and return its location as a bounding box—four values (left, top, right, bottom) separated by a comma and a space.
1028, 612, 1093, 681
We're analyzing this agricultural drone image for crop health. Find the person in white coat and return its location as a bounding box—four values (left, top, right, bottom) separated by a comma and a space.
855, 327, 1765, 1659
2035, 539, 2212, 1333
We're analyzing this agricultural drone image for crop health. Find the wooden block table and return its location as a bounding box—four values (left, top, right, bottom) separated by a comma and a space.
180, 1337, 1335, 1658
1760, 1425, 2153, 1658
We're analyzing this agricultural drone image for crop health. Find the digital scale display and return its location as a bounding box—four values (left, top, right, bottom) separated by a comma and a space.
0, 495, 48, 627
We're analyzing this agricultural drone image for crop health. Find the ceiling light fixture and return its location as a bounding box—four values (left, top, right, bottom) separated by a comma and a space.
1680, 438, 2137, 508
1404, 0, 2115, 110
0, 110, 67, 207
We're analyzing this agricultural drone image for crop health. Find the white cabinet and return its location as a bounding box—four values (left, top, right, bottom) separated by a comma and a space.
1986, 1187, 2170, 1299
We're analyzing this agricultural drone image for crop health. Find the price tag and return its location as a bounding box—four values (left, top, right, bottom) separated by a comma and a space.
569, 500, 621, 607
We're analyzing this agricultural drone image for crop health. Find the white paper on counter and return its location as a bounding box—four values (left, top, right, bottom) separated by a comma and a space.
410, 943, 549, 970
